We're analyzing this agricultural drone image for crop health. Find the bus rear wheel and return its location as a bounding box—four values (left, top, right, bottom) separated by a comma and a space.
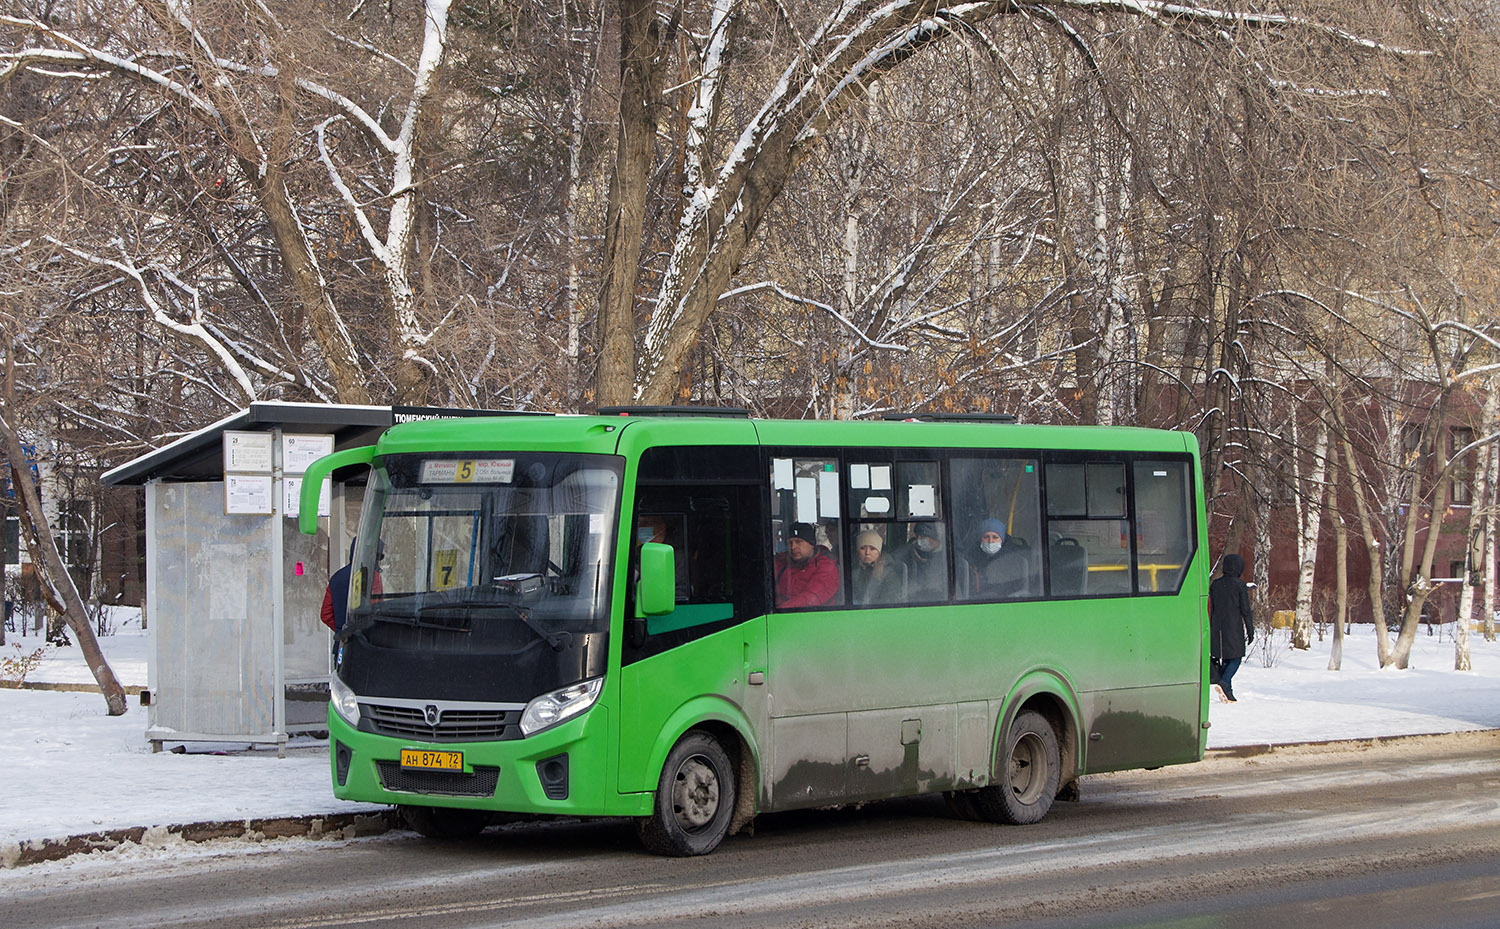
398, 804, 493, 839
637, 731, 736, 856
974, 709, 1060, 825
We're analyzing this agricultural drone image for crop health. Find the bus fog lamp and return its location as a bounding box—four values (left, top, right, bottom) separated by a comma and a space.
520, 678, 602, 736
330, 675, 360, 726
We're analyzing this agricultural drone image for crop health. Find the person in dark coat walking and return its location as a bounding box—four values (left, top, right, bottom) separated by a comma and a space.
1208, 552, 1255, 702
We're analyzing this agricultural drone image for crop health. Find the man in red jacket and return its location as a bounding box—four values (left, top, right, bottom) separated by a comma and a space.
774, 522, 839, 608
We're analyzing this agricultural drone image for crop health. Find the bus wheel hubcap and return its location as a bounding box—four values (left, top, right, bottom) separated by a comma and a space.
672, 755, 720, 829
1009, 732, 1045, 804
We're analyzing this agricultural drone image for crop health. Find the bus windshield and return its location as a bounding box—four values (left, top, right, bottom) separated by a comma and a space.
340, 451, 622, 704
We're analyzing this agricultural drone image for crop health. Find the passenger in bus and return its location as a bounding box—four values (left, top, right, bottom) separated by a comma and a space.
966, 519, 1032, 599
774, 522, 839, 608
321, 537, 383, 633
636, 514, 690, 598
894, 521, 947, 602
850, 529, 903, 605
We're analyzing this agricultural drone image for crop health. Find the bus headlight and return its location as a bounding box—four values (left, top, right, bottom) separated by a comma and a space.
520, 678, 603, 736
330, 674, 360, 726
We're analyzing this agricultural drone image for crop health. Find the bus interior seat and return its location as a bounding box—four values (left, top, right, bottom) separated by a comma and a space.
1050, 537, 1087, 595
892, 560, 908, 602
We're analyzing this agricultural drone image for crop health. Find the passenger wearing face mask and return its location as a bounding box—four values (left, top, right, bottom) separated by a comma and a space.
966, 518, 1030, 599
895, 521, 948, 602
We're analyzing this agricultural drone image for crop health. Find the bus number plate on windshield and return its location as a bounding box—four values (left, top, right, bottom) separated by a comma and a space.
420, 459, 514, 484
400, 749, 463, 771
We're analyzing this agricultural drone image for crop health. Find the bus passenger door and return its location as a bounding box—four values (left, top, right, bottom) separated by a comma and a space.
616, 467, 769, 797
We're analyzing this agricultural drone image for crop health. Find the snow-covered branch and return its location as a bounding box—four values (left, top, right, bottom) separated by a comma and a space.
720, 281, 912, 352
317, 118, 390, 263
44, 238, 257, 403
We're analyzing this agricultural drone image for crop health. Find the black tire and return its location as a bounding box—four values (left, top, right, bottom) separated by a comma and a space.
398, 804, 493, 839
637, 731, 736, 856
973, 709, 1061, 825
943, 789, 982, 821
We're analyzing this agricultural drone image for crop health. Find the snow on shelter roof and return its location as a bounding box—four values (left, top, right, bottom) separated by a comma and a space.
100, 402, 508, 486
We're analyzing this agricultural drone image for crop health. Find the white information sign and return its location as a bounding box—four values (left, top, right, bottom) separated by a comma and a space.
818, 470, 841, 518
225, 474, 274, 515
908, 484, 936, 518
282, 434, 334, 475
849, 464, 870, 489
223, 431, 273, 473
795, 476, 818, 524
283, 476, 331, 519
772, 458, 794, 490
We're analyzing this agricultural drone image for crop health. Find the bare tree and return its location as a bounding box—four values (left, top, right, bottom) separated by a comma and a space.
0, 338, 126, 715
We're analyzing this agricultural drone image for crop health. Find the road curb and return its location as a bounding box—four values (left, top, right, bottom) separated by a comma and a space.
2, 680, 146, 695
1205, 727, 1500, 759
1, 810, 399, 869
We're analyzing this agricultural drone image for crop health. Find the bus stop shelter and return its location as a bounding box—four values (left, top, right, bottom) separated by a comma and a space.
101, 402, 461, 754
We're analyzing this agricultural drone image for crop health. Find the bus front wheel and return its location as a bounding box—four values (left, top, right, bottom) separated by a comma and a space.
975, 710, 1060, 825
397, 804, 493, 839
637, 731, 736, 856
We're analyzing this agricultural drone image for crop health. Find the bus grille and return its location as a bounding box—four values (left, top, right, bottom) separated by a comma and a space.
376, 762, 500, 797
362, 702, 521, 742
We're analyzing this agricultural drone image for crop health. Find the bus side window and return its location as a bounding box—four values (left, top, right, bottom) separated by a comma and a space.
769, 455, 844, 608
624, 446, 767, 665
1132, 461, 1194, 594
1046, 459, 1132, 597
951, 457, 1042, 601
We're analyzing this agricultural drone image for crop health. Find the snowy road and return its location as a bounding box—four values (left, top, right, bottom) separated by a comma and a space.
6, 730, 1499, 929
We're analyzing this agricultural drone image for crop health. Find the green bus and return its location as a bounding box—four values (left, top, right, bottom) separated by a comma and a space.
299, 408, 1209, 856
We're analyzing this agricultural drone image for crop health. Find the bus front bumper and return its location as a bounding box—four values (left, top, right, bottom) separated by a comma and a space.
326, 705, 648, 817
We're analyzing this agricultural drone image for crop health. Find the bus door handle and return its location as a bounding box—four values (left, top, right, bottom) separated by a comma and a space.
748, 671, 765, 685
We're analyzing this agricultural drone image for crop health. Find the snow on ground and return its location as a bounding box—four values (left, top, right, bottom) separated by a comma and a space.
1206, 621, 1500, 746
2, 619, 1498, 851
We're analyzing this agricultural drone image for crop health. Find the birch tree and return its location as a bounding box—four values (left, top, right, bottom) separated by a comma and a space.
1291, 417, 1330, 650
1453, 382, 1497, 669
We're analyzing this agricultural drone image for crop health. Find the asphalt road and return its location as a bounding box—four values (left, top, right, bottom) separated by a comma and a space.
8, 731, 1500, 929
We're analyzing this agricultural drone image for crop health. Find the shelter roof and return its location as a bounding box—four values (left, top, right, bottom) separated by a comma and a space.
100, 402, 500, 486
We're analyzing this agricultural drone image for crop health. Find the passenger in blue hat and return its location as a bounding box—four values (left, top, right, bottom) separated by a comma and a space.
966, 518, 1031, 599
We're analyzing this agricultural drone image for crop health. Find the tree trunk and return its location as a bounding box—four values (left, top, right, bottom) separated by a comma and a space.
1485, 438, 1498, 642
564, 53, 588, 409
594, 0, 669, 408
0, 407, 126, 715
1337, 416, 1391, 666
1329, 442, 1347, 671
1453, 382, 1496, 669
1389, 467, 1452, 669
1292, 418, 1330, 649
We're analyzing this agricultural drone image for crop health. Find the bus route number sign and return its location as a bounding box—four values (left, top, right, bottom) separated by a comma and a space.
400, 749, 464, 772
420, 459, 515, 484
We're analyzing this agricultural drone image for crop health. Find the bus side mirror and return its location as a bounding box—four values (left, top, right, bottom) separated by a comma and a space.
636, 542, 676, 617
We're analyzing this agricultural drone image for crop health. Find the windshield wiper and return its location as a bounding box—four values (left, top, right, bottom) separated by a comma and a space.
340, 588, 573, 651
512, 606, 573, 653
338, 607, 424, 641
